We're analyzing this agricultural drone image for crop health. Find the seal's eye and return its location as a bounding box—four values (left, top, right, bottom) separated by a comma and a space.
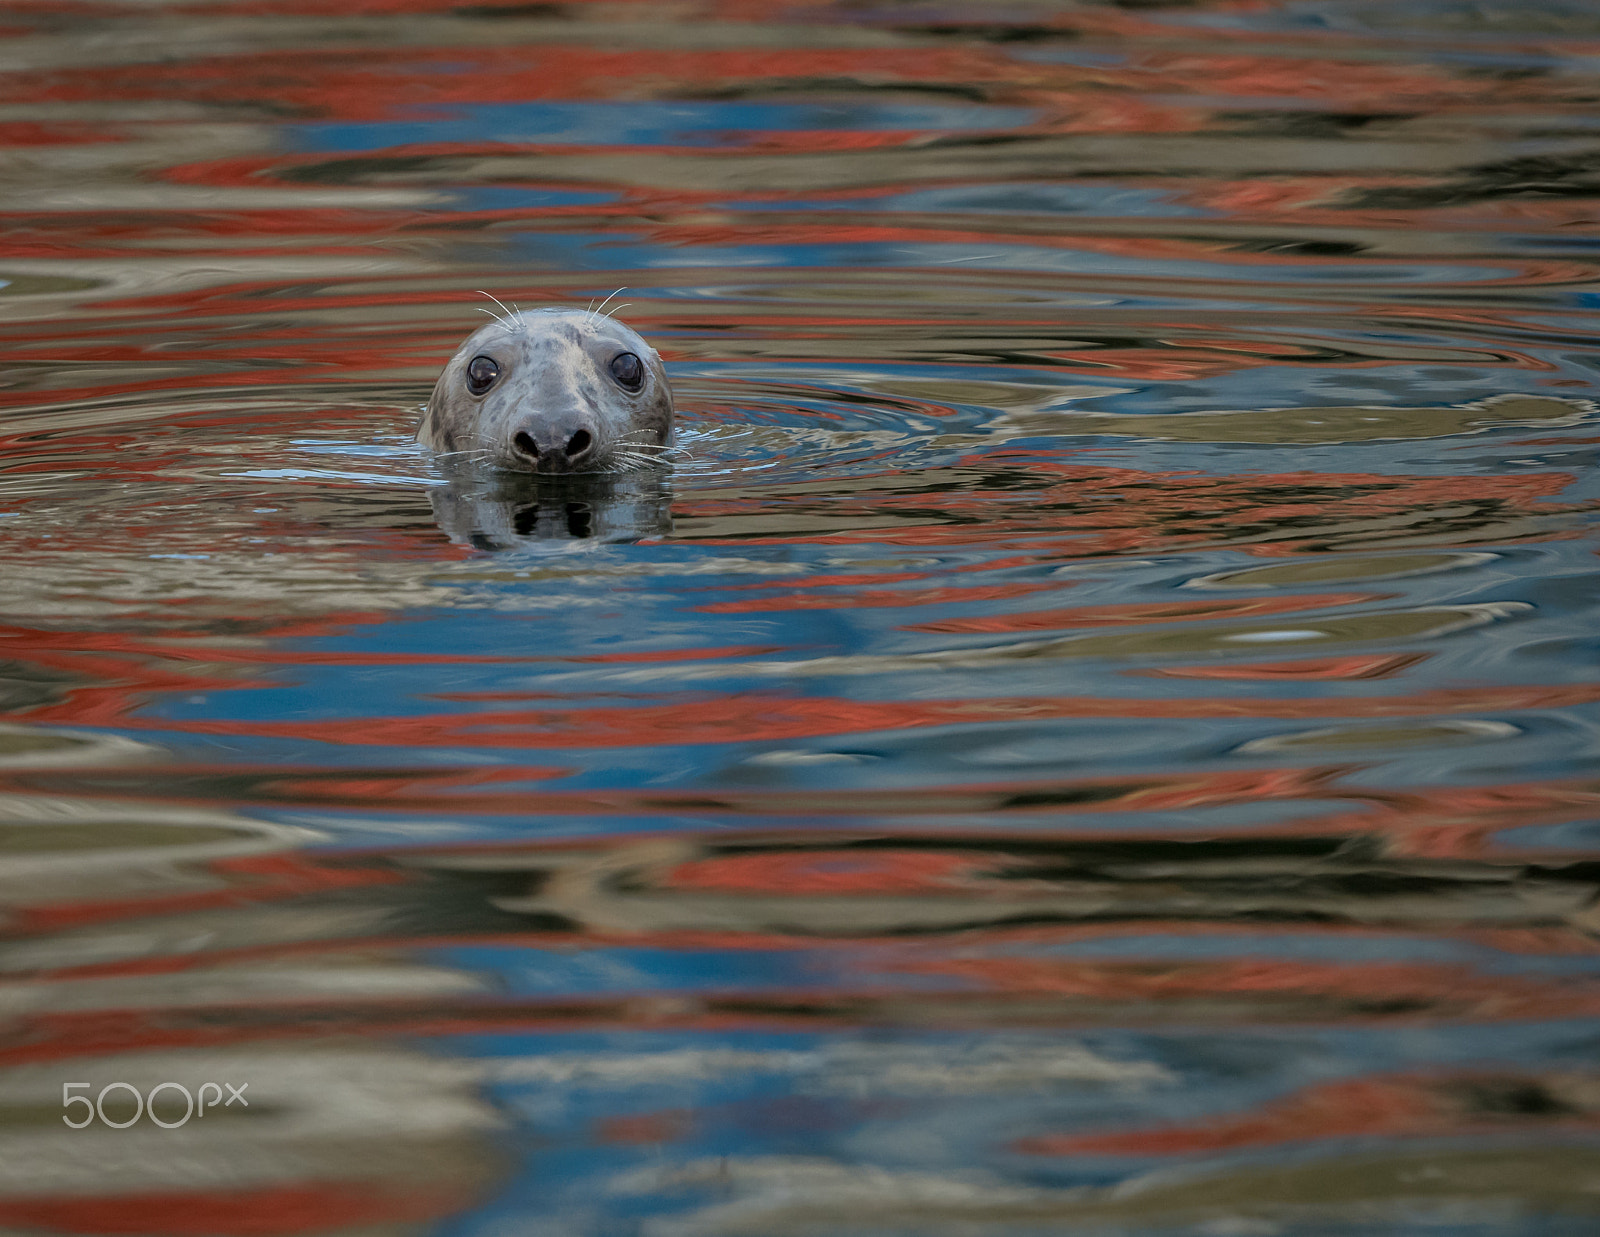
609, 351, 645, 392
466, 355, 500, 396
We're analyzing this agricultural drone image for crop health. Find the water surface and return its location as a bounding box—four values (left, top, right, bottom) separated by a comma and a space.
2, 2, 1599, 1235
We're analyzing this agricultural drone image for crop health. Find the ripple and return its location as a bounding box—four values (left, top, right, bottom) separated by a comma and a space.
1184, 552, 1498, 588
1235, 718, 1521, 754
1, 4, 1598, 1235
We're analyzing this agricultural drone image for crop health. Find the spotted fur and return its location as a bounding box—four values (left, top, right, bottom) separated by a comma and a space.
421, 307, 674, 474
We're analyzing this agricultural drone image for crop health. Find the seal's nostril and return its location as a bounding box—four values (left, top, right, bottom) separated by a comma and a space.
513, 431, 540, 459
565, 429, 593, 458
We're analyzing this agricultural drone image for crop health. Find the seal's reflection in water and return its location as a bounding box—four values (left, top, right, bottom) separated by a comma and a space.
429, 467, 673, 548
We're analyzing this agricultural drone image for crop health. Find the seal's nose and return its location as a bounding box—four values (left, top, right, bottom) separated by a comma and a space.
510, 422, 598, 472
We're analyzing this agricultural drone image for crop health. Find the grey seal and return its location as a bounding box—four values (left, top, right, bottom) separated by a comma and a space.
420, 306, 674, 474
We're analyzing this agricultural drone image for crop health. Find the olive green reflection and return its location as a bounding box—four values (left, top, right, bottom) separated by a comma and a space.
0, 723, 160, 768
1187, 552, 1495, 589
1238, 718, 1519, 754
0, 730, 92, 758
0, 273, 101, 296
1015, 602, 1527, 661
0, 822, 251, 855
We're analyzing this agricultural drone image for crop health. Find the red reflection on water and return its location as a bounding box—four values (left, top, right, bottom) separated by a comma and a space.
910, 955, 1600, 1022
8, 763, 1594, 867
105, 683, 1600, 750
9, 44, 1022, 120
10, 948, 1599, 1071
596, 1108, 695, 1145
13, 850, 404, 938
673, 461, 1589, 555
0, 1184, 480, 1237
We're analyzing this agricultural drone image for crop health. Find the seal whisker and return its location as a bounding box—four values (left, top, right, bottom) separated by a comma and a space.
593, 287, 627, 319
474, 290, 519, 327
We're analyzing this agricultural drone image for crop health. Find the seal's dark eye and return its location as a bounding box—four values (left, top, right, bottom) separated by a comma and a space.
609, 351, 644, 392
466, 355, 500, 395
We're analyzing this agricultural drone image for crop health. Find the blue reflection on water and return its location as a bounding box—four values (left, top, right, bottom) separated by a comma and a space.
298, 100, 1042, 151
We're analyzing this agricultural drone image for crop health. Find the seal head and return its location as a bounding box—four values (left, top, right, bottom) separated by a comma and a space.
421, 308, 673, 474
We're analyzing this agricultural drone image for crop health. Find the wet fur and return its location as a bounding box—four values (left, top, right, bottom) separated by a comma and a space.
421, 307, 674, 474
